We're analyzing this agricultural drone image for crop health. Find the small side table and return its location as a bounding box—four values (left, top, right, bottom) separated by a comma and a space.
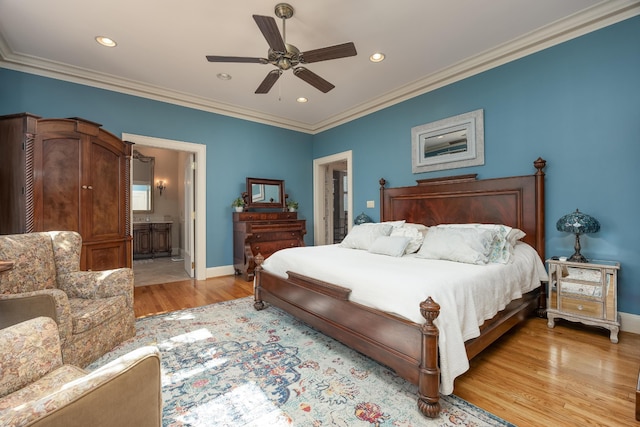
546, 258, 620, 343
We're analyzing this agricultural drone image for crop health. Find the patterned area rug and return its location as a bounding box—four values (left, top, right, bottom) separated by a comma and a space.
89, 297, 514, 427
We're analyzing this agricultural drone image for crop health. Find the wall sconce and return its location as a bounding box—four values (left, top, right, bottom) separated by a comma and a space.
156, 180, 167, 195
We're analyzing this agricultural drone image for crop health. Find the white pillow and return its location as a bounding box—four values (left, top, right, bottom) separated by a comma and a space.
436, 224, 526, 264
368, 236, 411, 257
381, 220, 406, 229
339, 223, 394, 250
390, 225, 426, 254
416, 227, 496, 264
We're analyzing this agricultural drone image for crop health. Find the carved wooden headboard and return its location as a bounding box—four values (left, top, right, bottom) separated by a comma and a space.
380, 158, 546, 260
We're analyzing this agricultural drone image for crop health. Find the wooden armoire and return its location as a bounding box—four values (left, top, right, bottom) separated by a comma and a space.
0, 113, 132, 270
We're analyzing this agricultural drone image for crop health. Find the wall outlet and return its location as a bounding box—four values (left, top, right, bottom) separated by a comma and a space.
366, 200, 375, 208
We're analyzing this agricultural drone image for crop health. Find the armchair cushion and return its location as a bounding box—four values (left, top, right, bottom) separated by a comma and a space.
0, 234, 56, 292
0, 317, 62, 398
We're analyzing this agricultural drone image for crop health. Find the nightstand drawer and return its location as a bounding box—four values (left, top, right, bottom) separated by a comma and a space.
560, 296, 603, 318
559, 280, 602, 298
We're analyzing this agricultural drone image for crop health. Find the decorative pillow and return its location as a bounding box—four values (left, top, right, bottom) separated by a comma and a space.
368, 236, 411, 257
381, 220, 406, 229
390, 225, 426, 254
416, 227, 496, 264
436, 224, 526, 264
339, 223, 394, 250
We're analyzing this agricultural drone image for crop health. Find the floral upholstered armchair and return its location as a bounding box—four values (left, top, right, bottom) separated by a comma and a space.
0, 231, 135, 367
0, 317, 161, 427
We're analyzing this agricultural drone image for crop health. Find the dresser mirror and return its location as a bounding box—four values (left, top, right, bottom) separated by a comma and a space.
132, 150, 155, 213
244, 177, 286, 210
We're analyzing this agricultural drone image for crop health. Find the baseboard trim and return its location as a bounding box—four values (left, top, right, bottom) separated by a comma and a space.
620, 312, 640, 335
207, 265, 236, 278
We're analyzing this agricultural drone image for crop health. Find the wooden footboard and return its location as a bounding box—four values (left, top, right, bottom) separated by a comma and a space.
254, 262, 444, 417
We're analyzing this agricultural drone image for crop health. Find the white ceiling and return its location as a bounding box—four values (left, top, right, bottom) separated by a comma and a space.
0, 0, 637, 133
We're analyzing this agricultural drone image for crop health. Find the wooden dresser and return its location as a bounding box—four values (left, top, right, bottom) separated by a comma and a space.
233, 211, 306, 281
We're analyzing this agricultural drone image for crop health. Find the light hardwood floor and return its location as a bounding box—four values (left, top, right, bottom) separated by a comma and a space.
134, 277, 640, 426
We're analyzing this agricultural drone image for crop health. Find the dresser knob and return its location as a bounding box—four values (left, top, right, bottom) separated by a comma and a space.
255, 246, 260, 251
256, 234, 261, 239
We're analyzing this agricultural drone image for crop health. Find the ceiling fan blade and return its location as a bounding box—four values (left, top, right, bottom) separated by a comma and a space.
255, 70, 281, 94
253, 15, 286, 52
206, 55, 267, 64
293, 67, 335, 93
301, 42, 357, 63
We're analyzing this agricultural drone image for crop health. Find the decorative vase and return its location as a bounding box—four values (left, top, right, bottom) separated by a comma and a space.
235, 206, 243, 212
288, 207, 297, 212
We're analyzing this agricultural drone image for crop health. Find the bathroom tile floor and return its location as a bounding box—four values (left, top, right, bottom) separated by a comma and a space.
133, 256, 191, 287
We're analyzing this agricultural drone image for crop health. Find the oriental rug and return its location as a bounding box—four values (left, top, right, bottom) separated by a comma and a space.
89, 297, 514, 427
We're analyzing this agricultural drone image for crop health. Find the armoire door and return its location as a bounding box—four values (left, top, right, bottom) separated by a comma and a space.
34, 129, 82, 233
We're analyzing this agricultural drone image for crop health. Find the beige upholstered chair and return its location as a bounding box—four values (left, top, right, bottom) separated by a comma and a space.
0, 231, 135, 367
0, 317, 161, 427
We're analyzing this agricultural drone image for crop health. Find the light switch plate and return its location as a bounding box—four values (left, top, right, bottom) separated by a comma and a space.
366, 200, 375, 208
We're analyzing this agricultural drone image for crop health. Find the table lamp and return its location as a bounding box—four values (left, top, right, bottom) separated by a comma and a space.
556, 208, 600, 262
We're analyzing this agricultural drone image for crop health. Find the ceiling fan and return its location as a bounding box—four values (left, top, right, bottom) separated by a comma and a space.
206, 3, 357, 94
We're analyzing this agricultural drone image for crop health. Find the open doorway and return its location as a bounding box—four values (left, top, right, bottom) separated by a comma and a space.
313, 151, 352, 245
123, 133, 207, 283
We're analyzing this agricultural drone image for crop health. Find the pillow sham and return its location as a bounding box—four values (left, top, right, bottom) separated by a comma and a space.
416, 227, 496, 264
436, 223, 526, 263
390, 224, 427, 254
368, 236, 411, 257
339, 223, 394, 250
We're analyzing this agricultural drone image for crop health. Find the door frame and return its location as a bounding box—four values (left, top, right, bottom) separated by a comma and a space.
313, 150, 352, 246
123, 133, 207, 281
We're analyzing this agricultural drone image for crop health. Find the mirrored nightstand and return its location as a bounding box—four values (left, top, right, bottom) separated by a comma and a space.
546, 258, 620, 343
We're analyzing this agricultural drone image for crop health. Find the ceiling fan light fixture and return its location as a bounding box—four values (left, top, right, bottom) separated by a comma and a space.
95, 36, 117, 47
369, 52, 385, 62
296, 97, 308, 103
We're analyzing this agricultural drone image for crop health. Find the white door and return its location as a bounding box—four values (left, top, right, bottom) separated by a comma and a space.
313, 151, 353, 246
183, 153, 195, 278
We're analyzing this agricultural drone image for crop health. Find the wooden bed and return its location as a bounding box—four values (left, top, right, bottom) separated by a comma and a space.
253, 157, 547, 418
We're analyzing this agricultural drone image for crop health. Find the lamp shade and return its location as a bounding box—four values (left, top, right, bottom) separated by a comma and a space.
354, 212, 374, 225
556, 209, 600, 235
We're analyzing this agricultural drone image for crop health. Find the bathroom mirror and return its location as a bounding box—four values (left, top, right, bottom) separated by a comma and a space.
132, 150, 154, 213
244, 177, 286, 210
411, 109, 484, 173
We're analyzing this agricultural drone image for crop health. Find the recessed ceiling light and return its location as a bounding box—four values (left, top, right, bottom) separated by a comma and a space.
296, 97, 308, 103
369, 52, 385, 63
217, 73, 232, 81
95, 36, 117, 47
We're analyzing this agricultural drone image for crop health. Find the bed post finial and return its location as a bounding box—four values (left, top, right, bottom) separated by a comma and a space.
418, 296, 441, 418
533, 157, 546, 175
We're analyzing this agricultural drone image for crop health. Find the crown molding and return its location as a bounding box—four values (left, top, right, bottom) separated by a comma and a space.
311, 0, 640, 133
1, 0, 638, 135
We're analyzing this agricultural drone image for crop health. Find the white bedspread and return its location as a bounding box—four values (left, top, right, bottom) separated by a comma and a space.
261, 242, 548, 394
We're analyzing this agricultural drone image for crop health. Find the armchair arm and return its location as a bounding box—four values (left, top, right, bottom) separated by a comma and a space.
0, 317, 63, 398
6, 346, 162, 427
58, 268, 134, 308
0, 290, 73, 344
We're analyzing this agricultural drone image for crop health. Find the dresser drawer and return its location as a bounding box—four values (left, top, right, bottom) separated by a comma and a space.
251, 239, 301, 257
252, 230, 303, 242
560, 296, 603, 318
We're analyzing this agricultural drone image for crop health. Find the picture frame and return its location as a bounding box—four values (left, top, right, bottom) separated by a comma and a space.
411, 109, 484, 173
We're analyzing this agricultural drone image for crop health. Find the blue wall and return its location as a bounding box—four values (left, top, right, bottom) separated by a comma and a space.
313, 16, 640, 315
1, 16, 638, 315
0, 71, 314, 268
